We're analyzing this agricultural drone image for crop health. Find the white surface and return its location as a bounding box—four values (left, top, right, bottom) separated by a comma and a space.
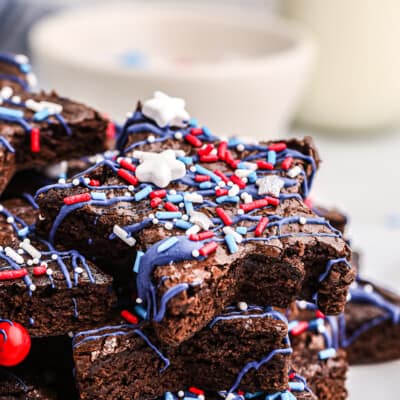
283, 0, 400, 132
29, 2, 314, 138
292, 128, 400, 400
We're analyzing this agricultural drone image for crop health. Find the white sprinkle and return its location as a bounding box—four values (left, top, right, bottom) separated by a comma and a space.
165, 222, 173, 230
124, 192, 131, 197
17, 248, 24, 255
5, 247, 24, 264
198, 395, 205, 400
318, 325, 326, 334
75, 267, 83, 274
27, 73, 38, 88
227, 181, 234, 187
72, 178, 80, 186
299, 217, 307, 225
33, 258, 39, 265
11, 95, 21, 103
297, 300, 308, 310
244, 194, 253, 204
83, 177, 91, 185
237, 209, 244, 215
190, 166, 196, 172
238, 301, 248, 311
27, 259, 33, 266
228, 184, 240, 197
179, 202, 184, 208
15, 54, 29, 64
178, 391, 185, 398
51, 254, 58, 260
113, 225, 136, 246
235, 169, 252, 178
182, 215, 189, 221
67, 331, 74, 338
169, 189, 177, 195
128, 185, 135, 192
147, 135, 155, 143
148, 213, 155, 219
223, 227, 243, 243
29, 284, 36, 292
226, 394, 236, 400
174, 132, 183, 139
287, 165, 302, 178
152, 218, 158, 225
186, 224, 201, 236
189, 210, 214, 230
46, 268, 53, 275
136, 297, 143, 304
256, 175, 284, 197
363, 284, 374, 293
38, 214, 45, 221
58, 178, 66, 184
0, 205, 3, 212
242, 177, 248, 183
6, 216, 14, 224
236, 144, 245, 152
0, 86, 13, 99
184, 193, 203, 203
192, 249, 200, 258
20, 240, 42, 260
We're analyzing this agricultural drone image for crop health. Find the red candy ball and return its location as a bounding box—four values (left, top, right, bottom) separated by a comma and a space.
0, 321, 31, 366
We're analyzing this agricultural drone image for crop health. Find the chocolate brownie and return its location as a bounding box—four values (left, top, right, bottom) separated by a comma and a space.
0, 197, 116, 336
0, 52, 37, 94
72, 306, 292, 400
340, 277, 400, 364
312, 205, 348, 235
36, 95, 353, 345
0, 90, 107, 194
0, 335, 78, 400
289, 304, 348, 400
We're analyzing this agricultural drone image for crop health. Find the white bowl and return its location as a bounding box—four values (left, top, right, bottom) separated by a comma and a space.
29, 2, 315, 138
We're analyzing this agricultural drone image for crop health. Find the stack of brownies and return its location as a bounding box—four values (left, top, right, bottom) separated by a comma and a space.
0, 53, 399, 400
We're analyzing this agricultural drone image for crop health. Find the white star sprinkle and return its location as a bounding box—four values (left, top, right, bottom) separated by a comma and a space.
256, 175, 284, 197
133, 149, 186, 188
142, 91, 190, 128
189, 210, 214, 231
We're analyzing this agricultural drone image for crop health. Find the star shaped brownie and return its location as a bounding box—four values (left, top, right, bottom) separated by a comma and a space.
35, 96, 354, 346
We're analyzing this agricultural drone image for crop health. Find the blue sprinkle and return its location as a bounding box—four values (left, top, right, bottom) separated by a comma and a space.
184, 200, 193, 214
318, 347, 336, 360
216, 195, 239, 204
195, 165, 221, 183
175, 219, 193, 230
267, 150, 277, 165
177, 156, 193, 165
309, 318, 324, 330
33, 108, 50, 121
157, 237, 179, 253
166, 194, 183, 203
20, 63, 31, 73
17, 227, 29, 237
0, 106, 24, 118
91, 191, 106, 201
236, 226, 247, 235
189, 117, 199, 127
247, 171, 258, 183
134, 186, 152, 201
133, 251, 144, 273
288, 320, 299, 331
165, 393, 174, 400
245, 392, 264, 399
228, 137, 241, 146
29, 317, 34, 325
134, 305, 147, 319
156, 211, 182, 220
199, 181, 213, 189
225, 234, 238, 254
202, 126, 213, 138
288, 381, 305, 392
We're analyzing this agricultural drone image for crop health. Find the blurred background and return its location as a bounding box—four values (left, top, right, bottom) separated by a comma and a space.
1, 2, 399, 395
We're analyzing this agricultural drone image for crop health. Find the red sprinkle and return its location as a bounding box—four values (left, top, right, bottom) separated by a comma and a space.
255, 217, 269, 237
150, 197, 162, 208
194, 174, 210, 182
269, 142, 287, 152
214, 169, 229, 183
240, 199, 269, 212
281, 157, 293, 171
316, 310, 326, 319
64, 193, 91, 205
118, 169, 138, 186
289, 372, 296, 380
30, 128, 40, 153
199, 241, 218, 256
33, 266, 47, 276
264, 196, 280, 206
185, 134, 202, 147
237, 391, 244, 396
189, 387, 205, 396
164, 202, 179, 212
197, 144, 214, 156
225, 151, 240, 168
106, 121, 116, 139
89, 179, 100, 187
217, 141, 228, 160
290, 321, 309, 336
257, 160, 274, 170
230, 174, 246, 189
150, 190, 167, 199
215, 188, 229, 197
120, 310, 139, 325
119, 159, 136, 172
189, 231, 215, 241
0, 269, 28, 281
216, 207, 233, 226
304, 197, 313, 209
190, 127, 203, 136
200, 154, 218, 163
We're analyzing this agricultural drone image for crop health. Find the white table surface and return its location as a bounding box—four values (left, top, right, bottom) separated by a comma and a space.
291, 127, 400, 399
